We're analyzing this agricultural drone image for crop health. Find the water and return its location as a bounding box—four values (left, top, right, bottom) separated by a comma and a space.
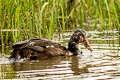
0, 30, 120, 80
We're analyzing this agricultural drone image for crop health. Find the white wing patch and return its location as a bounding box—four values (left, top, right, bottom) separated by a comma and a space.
29, 42, 35, 46
51, 45, 54, 48
46, 45, 55, 48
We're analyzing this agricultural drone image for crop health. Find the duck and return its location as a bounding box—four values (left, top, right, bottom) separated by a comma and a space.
9, 29, 93, 61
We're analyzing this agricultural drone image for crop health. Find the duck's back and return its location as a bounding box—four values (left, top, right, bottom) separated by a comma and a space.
10, 38, 69, 60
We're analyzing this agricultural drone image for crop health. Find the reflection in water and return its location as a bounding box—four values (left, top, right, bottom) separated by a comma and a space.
13, 57, 64, 71
70, 56, 89, 75
0, 56, 92, 80
12, 56, 90, 79
1, 30, 120, 80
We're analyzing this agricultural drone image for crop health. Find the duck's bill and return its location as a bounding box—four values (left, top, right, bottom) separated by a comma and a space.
83, 40, 93, 52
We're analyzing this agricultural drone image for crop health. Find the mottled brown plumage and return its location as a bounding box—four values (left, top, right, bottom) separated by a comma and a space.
9, 29, 93, 61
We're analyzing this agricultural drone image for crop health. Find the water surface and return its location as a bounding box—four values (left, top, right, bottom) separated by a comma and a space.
0, 30, 120, 80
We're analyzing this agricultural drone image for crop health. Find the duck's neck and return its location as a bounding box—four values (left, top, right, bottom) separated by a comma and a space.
68, 42, 79, 55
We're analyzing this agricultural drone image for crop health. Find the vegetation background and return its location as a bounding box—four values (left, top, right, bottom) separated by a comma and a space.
0, 0, 120, 53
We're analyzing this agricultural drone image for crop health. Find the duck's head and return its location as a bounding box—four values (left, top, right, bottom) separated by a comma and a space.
68, 29, 93, 55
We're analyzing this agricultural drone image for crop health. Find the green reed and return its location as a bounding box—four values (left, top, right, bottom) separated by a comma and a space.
0, 0, 120, 52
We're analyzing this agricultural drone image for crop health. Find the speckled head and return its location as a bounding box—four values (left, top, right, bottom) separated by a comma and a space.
68, 29, 93, 55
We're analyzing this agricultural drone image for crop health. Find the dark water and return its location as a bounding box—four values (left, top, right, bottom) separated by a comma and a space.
0, 30, 120, 80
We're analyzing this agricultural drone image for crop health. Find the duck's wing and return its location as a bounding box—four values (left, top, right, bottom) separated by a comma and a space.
29, 38, 61, 48
12, 38, 61, 50
12, 40, 30, 49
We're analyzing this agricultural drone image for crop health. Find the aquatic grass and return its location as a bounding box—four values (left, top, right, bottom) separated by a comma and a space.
99, 8, 105, 30
61, 6, 65, 32
49, 9, 55, 39
0, 0, 120, 53
40, 2, 49, 38
105, 0, 111, 30
79, 3, 84, 29
93, 0, 99, 30
113, 3, 120, 30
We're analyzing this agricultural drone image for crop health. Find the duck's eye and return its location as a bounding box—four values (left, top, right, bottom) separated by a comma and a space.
73, 36, 80, 42
73, 36, 78, 40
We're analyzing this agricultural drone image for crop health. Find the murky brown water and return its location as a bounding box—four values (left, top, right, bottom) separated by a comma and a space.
0, 30, 120, 80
